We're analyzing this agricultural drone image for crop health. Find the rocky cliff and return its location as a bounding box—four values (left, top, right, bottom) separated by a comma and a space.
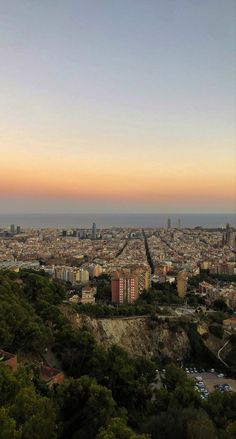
62, 306, 191, 360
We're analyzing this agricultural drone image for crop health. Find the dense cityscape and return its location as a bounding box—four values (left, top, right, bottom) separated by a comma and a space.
1, 0, 235, 437
1, 219, 236, 439
1, 221, 235, 307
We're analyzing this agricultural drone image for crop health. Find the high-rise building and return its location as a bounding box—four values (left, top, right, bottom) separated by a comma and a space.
222, 224, 236, 248
177, 271, 187, 298
126, 275, 138, 303
16, 226, 21, 234
178, 218, 181, 229
167, 218, 171, 229
10, 224, 15, 235
79, 229, 86, 239
132, 266, 151, 293
111, 273, 138, 304
92, 222, 97, 240
80, 269, 90, 283
224, 223, 231, 246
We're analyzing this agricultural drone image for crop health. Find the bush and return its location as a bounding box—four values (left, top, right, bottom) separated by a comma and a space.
209, 323, 224, 339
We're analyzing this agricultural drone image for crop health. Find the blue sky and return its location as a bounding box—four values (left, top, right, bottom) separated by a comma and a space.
0, 0, 235, 213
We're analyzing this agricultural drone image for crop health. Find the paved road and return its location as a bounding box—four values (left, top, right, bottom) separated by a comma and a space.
217, 339, 230, 368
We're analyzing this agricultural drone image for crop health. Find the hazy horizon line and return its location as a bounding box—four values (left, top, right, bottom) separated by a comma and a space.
0, 212, 235, 216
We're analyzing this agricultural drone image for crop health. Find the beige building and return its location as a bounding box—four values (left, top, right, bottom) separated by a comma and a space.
132, 266, 151, 293
177, 271, 187, 298
79, 290, 95, 304
223, 317, 236, 331
80, 269, 90, 283
200, 261, 210, 270
92, 264, 103, 277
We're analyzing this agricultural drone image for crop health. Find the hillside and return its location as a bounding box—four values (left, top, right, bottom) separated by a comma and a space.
62, 306, 190, 360
1, 270, 236, 439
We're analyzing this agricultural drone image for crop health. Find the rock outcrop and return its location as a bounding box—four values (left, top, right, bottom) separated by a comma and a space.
65, 308, 191, 360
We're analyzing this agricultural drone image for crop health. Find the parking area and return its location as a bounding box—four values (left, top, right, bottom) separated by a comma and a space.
196, 373, 236, 393
184, 367, 236, 395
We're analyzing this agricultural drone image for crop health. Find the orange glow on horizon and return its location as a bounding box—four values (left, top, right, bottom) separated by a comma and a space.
1, 159, 235, 206
1, 131, 235, 210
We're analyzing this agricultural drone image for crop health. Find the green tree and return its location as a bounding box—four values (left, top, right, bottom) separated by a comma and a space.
170, 383, 201, 409
152, 388, 170, 412
0, 364, 19, 405
0, 408, 21, 439
141, 409, 185, 439
209, 324, 223, 339
10, 387, 56, 439
187, 414, 217, 439
96, 417, 150, 439
227, 421, 236, 439
164, 364, 187, 390
55, 376, 116, 439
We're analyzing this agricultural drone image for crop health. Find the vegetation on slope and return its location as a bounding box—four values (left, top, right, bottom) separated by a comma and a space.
0, 270, 236, 439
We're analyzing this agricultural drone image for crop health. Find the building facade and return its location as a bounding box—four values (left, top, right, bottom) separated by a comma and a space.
111, 274, 138, 304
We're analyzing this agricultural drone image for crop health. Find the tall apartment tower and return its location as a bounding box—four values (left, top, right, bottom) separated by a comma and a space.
178, 218, 181, 229
10, 224, 15, 235
92, 222, 97, 240
225, 224, 231, 244
167, 218, 171, 229
223, 224, 236, 248
111, 275, 138, 304
177, 271, 187, 298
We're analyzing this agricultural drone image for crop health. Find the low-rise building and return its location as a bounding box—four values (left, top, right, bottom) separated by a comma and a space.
39, 364, 64, 388
79, 290, 95, 304
0, 349, 17, 371
223, 317, 236, 331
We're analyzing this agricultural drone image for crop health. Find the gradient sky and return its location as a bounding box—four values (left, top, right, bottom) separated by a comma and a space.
0, 0, 235, 213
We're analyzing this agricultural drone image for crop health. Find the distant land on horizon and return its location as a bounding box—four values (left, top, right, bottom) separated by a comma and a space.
0, 212, 235, 229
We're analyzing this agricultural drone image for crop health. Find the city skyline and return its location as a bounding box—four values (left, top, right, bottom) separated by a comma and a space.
1, 1, 235, 214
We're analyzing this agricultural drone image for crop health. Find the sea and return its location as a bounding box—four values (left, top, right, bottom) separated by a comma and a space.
0, 213, 235, 229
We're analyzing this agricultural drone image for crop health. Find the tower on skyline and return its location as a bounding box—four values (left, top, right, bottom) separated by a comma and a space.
92, 222, 97, 240
223, 223, 236, 248
10, 224, 15, 235
167, 218, 171, 229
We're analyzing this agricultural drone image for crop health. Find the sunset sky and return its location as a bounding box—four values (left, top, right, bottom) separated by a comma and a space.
0, 0, 235, 213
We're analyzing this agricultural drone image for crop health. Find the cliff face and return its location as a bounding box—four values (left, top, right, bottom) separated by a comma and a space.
61, 306, 225, 363
70, 312, 191, 360
197, 322, 224, 355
